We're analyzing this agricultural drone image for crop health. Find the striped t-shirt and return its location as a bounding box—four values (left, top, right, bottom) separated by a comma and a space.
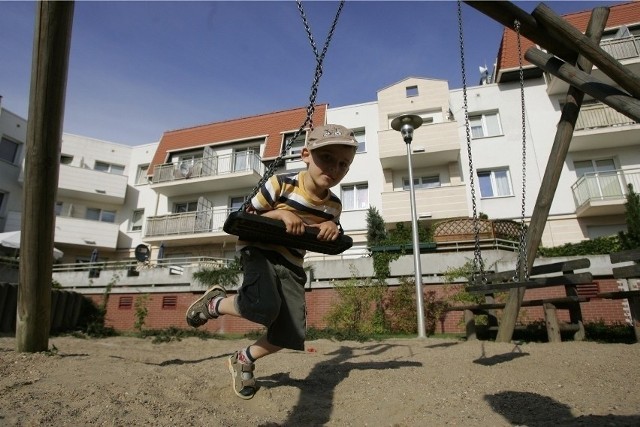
237, 171, 342, 267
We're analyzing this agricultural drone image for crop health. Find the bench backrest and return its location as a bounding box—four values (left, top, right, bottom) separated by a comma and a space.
610, 249, 640, 279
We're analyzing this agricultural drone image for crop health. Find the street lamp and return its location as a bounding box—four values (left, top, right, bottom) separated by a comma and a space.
391, 114, 426, 338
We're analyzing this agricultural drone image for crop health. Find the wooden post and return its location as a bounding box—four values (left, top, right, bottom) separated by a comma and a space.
16, 2, 74, 352
464, 310, 477, 340
495, 7, 610, 343
543, 303, 562, 343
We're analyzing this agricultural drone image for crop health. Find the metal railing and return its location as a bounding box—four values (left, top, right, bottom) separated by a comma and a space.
52, 256, 234, 273
600, 35, 640, 61
572, 168, 640, 207
144, 208, 231, 237
575, 102, 637, 131
151, 152, 264, 184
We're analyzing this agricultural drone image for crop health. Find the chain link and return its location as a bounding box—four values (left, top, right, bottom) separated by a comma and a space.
458, 1, 485, 284
242, 0, 345, 209
514, 20, 529, 282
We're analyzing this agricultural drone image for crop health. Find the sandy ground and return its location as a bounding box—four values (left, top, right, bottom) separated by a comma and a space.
1, 335, 639, 427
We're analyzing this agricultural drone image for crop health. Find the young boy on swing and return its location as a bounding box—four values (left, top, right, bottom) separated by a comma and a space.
185, 124, 358, 399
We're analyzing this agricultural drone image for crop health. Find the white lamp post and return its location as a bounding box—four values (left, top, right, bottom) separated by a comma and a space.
391, 114, 426, 338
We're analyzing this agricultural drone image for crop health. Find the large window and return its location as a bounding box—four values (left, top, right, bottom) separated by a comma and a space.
174, 201, 198, 213
0, 137, 20, 164
234, 146, 259, 171
478, 169, 512, 198
130, 209, 144, 231
469, 112, 502, 139
403, 175, 440, 191
95, 161, 125, 175
86, 208, 116, 223
342, 183, 369, 210
574, 158, 622, 198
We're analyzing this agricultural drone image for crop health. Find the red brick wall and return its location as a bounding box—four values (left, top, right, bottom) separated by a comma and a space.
86, 279, 631, 335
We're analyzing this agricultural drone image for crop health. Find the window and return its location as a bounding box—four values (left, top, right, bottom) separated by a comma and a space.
0, 192, 5, 211
130, 209, 144, 231
574, 159, 616, 177
95, 161, 124, 175
55, 202, 63, 216
469, 112, 502, 138
118, 296, 133, 309
354, 129, 366, 153
174, 201, 198, 213
282, 132, 306, 157
341, 183, 369, 210
406, 85, 419, 97
0, 137, 20, 164
86, 208, 116, 223
162, 296, 178, 309
135, 164, 149, 185
229, 196, 245, 211
60, 154, 73, 165
478, 169, 512, 198
403, 176, 441, 190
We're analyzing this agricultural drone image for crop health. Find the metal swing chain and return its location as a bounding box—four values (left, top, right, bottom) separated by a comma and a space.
458, 1, 485, 283
241, 0, 345, 210
514, 20, 530, 282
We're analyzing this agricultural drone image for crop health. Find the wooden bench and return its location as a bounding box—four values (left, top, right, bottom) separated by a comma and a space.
446, 258, 593, 342
601, 249, 640, 342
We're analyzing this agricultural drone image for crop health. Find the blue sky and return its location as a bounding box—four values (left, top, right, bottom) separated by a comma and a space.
0, 1, 621, 146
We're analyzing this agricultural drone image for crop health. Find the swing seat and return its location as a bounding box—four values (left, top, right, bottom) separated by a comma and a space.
223, 210, 353, 255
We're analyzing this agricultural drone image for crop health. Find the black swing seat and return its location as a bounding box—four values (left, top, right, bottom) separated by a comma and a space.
223, 210, 353, 255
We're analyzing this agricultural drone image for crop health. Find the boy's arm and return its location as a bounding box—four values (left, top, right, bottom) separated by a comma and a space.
248, 175, 306, 235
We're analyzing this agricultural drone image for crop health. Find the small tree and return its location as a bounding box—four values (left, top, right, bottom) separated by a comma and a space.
619, 183, 640, 250
134, 294, 150, 332
366, 206, 387, 244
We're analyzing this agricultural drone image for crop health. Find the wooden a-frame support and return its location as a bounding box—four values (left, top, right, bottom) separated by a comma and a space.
464, 1, 640, 342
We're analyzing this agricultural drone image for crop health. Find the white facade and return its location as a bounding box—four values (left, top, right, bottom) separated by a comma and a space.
0, 107, 27, 233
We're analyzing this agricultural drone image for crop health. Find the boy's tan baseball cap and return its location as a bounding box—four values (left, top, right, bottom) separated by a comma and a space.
305, 124, 359, 150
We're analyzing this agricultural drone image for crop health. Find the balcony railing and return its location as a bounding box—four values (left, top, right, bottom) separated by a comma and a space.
572, 168, 640, 208
144, 208, 232, 237
151, 152, 264, 184
575, 102, 637, 131
600, 35, 640, 61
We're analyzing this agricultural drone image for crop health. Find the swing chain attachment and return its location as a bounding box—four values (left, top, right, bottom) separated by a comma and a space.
241, 0, 345, 211
514, 19, 530, 282
457, 0, 485, 284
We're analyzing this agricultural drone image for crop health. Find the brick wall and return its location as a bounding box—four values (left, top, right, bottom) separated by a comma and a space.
87, 279, 631, 335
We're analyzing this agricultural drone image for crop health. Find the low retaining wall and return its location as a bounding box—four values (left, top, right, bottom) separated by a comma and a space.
0, 283, 90, 334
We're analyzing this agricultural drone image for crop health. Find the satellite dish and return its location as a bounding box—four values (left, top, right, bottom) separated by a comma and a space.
479, 65, 488, 75
179, 161, 192, 178
134, 244, 150, 262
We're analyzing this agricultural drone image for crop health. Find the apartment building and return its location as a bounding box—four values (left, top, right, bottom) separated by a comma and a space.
2, 2, 639, 332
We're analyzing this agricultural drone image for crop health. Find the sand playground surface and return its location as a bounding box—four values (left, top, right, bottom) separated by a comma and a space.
1, 335, 639, 426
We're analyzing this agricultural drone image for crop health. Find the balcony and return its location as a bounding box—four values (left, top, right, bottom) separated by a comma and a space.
54, 215, 120, 249
571, 168, 640, 217
547, 35, 640, 95
58, 164, 128, 204
381, 184, 468, 224
378, 121, 460, 169
149, 152, 264, 197
570, 102, 640, 151
143, 208, 234, 245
